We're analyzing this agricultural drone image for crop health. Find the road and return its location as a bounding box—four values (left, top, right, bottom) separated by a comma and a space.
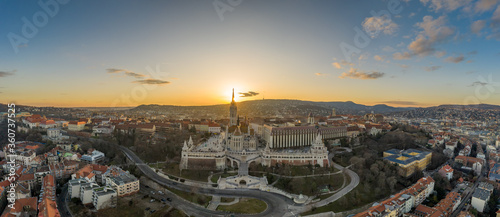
311, 163, 360, 207
57, 183, 73, 217
119, 146, 296, 217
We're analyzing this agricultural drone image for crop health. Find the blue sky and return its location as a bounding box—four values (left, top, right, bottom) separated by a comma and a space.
0, 0, 499, 107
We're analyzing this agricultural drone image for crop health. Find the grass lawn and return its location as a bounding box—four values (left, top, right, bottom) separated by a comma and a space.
96, 199, 144, 217
166, 208, 188, 217
210, 172, 238, 183
166, 186, 212, 207
216, 198, 267, 214
162, 162, 216, 182
273, 172, 345, 196
150, 206, 171, 217
220, 197, 235, 203
301, 183, 379, 215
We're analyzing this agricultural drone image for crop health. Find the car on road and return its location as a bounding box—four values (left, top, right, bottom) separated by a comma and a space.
158, 190, 164, 194
167, 197, 172, 202
161, 198, 166, 202
150, 199, 155, 203
150, 210, 156, 213
145, 207, 150, 211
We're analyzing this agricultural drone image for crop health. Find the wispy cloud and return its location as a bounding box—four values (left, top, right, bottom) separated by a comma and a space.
239, 91, 259, 97
471, 20, 486, 35
381, 100, 420, 105
469, 81, 488, 86
332, 60, 354, 69
315, 73, 328, 76
424, 66, 442, 71
0, 70, 15, 77
133, 79, 170, 85
374, 55, 385, 61
419, 0, 471, 12
339, 68, 385, 80
106, 68, 145, 78
445, 54, 465, 63
124, 71, 145, 78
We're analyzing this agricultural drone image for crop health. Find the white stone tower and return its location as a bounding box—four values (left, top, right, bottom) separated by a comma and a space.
229, 88, 238, 126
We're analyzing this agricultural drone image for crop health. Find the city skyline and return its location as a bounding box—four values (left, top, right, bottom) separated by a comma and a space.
1, 0, 500, 107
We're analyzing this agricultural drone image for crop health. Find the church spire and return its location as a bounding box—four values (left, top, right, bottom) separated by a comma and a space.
232, 88, 235, 102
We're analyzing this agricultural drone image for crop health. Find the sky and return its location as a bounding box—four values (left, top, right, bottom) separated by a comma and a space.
1, 0, 500, 107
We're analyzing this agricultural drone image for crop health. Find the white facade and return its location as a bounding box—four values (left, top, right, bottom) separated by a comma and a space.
81, 150, 105, 164
92, 187, 117, 210
80, 182, 100, 204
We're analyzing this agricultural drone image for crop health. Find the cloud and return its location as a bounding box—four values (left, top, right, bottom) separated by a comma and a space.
424, 66, 442, 71
420, 0, 472, 11
435, 51, 447, 57
106, 68, 145, 78
409, 12, 416, 18
106, 68, 125, 73
239, 91, 259, 97
315, 73, 328, 76
381, 100, 420, 105
398, 64, 410, 68
0, 70, 15, 77
133, 79, 170, 85
471, 20, 486, 35
469, 81, 488, 86
362, 15, 399, 38
474, 0, 500, 12
339, 68, 385, 80
445, 54, 465, 63
492, 5, 500, 28
401, 16, 454, 58
373, 55, 385, 61
393, 52, 411, 60
358, 53, 369, 60
332, 60, 354, 69
382, 46, 396, 52
124, 71, 145, 78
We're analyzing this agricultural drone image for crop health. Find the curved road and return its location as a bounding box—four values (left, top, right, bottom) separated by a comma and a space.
119, 146, 296, 217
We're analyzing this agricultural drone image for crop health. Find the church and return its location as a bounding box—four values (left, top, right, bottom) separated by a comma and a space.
179, 89, 330, 170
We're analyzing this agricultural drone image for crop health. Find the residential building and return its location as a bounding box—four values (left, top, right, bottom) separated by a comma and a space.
383, 149, 432, 177
105, 173, 140, 197
68, 121, 86, 131
92, 187, 117, 210
438, 165, 454, 181
80, 150, 105, 164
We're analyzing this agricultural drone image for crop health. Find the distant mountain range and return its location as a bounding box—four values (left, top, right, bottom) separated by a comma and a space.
131, 99, 419, 117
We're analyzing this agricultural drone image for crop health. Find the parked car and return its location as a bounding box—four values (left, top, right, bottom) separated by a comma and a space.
150, 199, 155, 203
167, 197, 172, 202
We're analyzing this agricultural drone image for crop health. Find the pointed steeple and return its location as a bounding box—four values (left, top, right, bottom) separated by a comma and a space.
232, 88, 235, 102
315, 133, 322, 144
188, 136, 193, 146
182, 141, 189, 151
